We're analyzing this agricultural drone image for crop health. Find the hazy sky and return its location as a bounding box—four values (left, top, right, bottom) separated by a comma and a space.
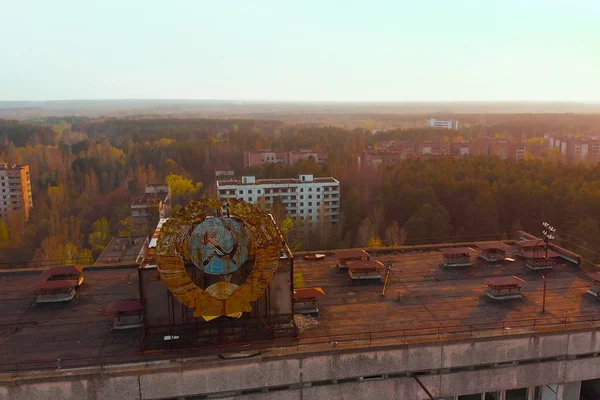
2, 0, 599, 102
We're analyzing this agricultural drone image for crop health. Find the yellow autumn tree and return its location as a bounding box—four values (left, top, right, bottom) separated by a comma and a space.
166, 174, 203, 205
367, 237, 384, 248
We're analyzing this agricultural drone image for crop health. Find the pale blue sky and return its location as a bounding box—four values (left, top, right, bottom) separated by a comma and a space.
1, 0, 599, 101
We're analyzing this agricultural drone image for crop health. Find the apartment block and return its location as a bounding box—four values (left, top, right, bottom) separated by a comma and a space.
217, 174, 340, 223
244, 150, 327, 168
0, 163, 33, 219
548, 133, 600, 163
427, 118, 460, 129
474, 138, 526, 160
130, 184, 170, 227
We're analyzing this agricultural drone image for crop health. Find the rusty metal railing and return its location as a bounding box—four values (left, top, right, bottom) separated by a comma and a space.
2, 312, 600, 375
0, 257, 94, 270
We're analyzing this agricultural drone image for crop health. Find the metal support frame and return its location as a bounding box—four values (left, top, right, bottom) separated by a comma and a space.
413, 376, 435, 400
141, 257, 296, 350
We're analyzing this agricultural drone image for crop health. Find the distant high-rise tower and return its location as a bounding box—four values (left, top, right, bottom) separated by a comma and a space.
0, 163, 33, 219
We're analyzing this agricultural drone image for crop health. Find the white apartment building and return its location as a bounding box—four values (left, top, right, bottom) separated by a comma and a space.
0, 163, 33, 219
217, 174, 340, 224
427, 118, 460, 130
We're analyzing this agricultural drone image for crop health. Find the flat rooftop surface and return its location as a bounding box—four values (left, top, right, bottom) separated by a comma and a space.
0, 268, 140, 368
1, 246, 599, 370
94, 237, 146, 266
294, 249, 599, 337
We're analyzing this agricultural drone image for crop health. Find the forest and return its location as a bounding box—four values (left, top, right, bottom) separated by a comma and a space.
2, 115, 600, 268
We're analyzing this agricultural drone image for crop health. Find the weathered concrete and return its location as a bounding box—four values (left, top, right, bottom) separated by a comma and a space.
302, 376, 440, 400
440, 361, 564, 396
3, 329, 600, 400
301, 344, 442, 381
441, 334, 568, 368
566, 330, 600, 355
139, 358, 300, 399
2, 374, 140, 400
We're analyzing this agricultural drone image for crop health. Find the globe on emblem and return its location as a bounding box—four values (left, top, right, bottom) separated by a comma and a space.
188, 217, 250, 275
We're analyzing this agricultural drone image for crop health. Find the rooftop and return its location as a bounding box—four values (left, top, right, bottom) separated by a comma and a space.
294, 248, 598, 337
35, 279, 79, 291
486, 276, 525, 287
0, 163, 28, 170
139, 192, 169, 203
217, 177, 338, 186
347, 260, 383, 271
0, 268, 140, 366
335, 249, 370, 259
520, 250, 560, 259
476, 242, 509, 251
441, 247, 476, 255
41, 265, 83, 280
94, 236, 147, 267
1, 242, 600, 371
515, 239, 545, 248
107, 299, 142, 314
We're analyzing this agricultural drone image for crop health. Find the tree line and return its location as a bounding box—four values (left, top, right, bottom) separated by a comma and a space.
2, 116, 600, 266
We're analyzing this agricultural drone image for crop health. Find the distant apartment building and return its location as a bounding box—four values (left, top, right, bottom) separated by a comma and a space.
358, 137, 529, 168
0, 163, 33, 219
415, 141, 446, 156
473, 138, 526, 161
358, 141, 414, 168
130, 184, 171, 228
427, 118, 459, 130
244, 150, 327, 168
217, 174, 340, 224
215, 168, 235, 182
358, 151, 408, 168
548, 133, 600, 163
446, 141, 472, 156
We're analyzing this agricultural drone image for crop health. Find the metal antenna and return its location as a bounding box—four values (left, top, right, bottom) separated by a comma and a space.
379, 258, 402, 298
541, 222, 556, 313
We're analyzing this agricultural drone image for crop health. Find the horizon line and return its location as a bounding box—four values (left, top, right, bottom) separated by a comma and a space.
1, 98, 600, 105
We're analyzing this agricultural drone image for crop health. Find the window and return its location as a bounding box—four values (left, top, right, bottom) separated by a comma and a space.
309, 188, 312, 192
257, 189, 261, 194
308, 195, 312, 199
300, 195, 304, 199
248, 190, 253, 194
308, 202, 312, 206
317, 202, 320, 206
317, 187, 320, 192
239, 190, 243, 194
300, 188, 304, 192
300, 202, 304, 206
316, 195, 320, 199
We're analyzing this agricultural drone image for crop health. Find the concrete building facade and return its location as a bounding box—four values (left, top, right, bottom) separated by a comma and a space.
0, 163, 32, 219
217, 174, 340, 223
2, 326, 598, 399
548, 133, 600, 163
130, 184, 170, 229
244, 150, 328, 168
428, 118, 460, 129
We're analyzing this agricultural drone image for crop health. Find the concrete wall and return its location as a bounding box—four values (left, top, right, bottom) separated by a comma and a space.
4, 328, 600, 400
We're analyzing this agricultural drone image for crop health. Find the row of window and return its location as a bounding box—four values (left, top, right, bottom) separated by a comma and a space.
218, 192, 339, 200
1, 200, 21, 206
218, 185, 339, 195
293, 216, 339, 222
